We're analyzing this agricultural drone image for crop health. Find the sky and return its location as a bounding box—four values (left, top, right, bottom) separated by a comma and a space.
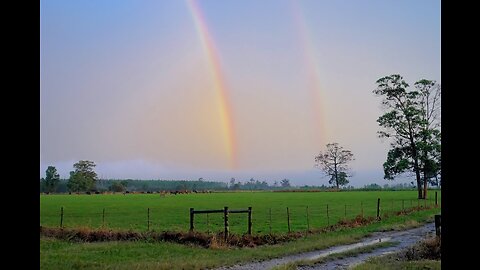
40, 0, 441, 187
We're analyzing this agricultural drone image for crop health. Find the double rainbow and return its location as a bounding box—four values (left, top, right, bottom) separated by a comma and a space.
186, 0, 328, 168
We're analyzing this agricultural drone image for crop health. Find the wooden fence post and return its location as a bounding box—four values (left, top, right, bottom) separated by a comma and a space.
190, 208, 194, 232
224, 206, 229, 241
435, 192, 438, 207
60, 206, 64, 228
327, 204, 330, 226
361, 201, 363, 218
435, 214, 441, 236
344, 204, 347, 219
147, 208, 150, 231
269, 208, 272, 234
376, 198, 380, 219
306, 206, 310, 232
248, 207, 252, 235
206, 213, 209, 233
286, 207, 291, 233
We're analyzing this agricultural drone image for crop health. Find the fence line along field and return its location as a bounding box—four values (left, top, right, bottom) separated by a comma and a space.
40, 190, 441, 234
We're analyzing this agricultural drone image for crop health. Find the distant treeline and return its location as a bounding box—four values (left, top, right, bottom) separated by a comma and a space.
39, 177, 296, 193
39, 179, 227, 193
359, 182, 439, 191
294, 182, 432, 191
39, 178, 437, 194
97, 179, 228, 192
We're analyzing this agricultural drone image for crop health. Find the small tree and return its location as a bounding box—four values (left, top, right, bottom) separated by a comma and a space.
120, 180, 129, 189
43, 166, 60, 193
108, 182, 125, 192
280, 179, 291, 187
314, 143, 355, 189
248, 178, 255, 190
67, 160, 98, 192
67, 171, 85, 192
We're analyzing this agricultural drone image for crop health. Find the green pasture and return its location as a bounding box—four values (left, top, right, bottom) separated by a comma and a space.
40, 190, 441, 234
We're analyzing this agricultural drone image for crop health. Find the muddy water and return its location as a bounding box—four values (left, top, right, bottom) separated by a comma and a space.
215, 223, 435, 270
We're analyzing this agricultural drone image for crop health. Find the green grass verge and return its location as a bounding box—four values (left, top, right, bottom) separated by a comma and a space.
41, 206, 439, 269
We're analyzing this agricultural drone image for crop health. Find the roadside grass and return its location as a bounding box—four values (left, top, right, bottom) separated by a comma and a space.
41, 206, 439, 269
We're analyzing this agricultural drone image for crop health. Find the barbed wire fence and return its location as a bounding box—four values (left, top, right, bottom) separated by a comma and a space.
44, 193, 440, 236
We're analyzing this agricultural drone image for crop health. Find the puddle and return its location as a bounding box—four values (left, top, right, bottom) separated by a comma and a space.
305, 236, 392, 261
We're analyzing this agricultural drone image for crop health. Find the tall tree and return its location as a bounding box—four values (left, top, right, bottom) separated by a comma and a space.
67, 160, 98, 192
314, 143, 354, 189
373, 75, 441, 199
43, 166, 60, 193
416, 79, 441, 199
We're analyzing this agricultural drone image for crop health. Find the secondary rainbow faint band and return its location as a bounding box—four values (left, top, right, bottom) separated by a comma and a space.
186, 0, 238, 169
291, 0, 329, 148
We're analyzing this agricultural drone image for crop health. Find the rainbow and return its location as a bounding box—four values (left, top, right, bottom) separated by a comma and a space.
290, 1, 329, 147
186, 0, 238, 169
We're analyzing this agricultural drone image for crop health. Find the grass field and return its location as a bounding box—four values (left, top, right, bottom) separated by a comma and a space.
40, 190, 441, 234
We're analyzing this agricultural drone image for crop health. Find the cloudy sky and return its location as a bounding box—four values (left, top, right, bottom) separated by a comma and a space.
40, 0, 440, 187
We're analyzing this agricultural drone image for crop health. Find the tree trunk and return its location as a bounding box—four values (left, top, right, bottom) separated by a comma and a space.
422, 135, 428, 200
413, 160, 422, 198
423, 172, 428, 199
411, 144, 423, 199
405, 113, 423, 199
334, 164, 339, 190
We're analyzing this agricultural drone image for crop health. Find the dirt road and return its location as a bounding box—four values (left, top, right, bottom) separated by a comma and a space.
215, 222, 435, 270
